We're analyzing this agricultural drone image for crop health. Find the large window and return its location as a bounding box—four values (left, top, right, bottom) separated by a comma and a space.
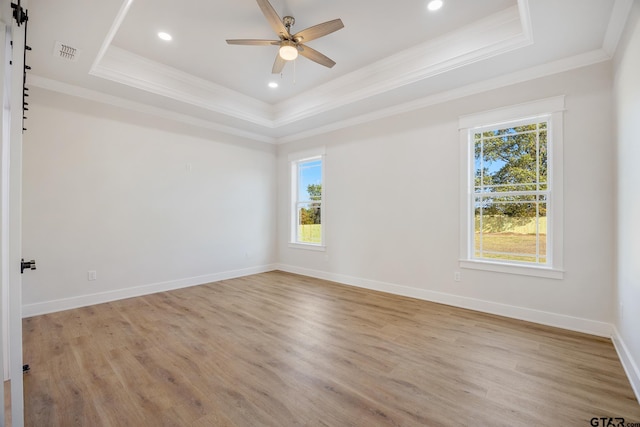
473, 118, 548, 264
459, 97, 564, 279
290, 148, 325, 249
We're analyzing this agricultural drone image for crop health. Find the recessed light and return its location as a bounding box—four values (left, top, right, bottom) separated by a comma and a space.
268, 82, 279, 88
158, 32, 172, 41
427, 0, 443, 11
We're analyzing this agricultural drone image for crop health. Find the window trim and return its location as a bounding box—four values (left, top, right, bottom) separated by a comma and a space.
289, 147, 326, 251
458, 97, 565, 279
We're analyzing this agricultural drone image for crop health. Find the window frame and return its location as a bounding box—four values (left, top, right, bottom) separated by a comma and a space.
289, 147, 326, 251
458, 97, 565, 279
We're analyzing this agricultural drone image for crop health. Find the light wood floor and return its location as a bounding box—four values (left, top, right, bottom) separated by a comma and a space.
23, 271, 640, 426
4, 380, 11, 426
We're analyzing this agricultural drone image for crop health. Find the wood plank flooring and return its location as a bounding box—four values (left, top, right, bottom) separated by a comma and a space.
23, 271, 640, 426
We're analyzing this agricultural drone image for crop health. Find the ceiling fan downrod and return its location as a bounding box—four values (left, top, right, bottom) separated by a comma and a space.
283, 16, 295, 37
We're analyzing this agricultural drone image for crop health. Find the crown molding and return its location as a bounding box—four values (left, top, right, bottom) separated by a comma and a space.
603, 0, 635, 56
28, 74, 276, 144
91, 0, 133, 72
29, 47, 609, 146
274, 4, 532, 127
35, 0, 620, 145
89, 2, 532, 130
517, 0, 533, 41
276, 49, 610, 144
91, 46, 275, 128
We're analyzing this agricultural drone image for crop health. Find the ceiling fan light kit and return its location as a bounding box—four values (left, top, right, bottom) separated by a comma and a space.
428, 0, 444, 11
278, 40, 298, 61
226, 0, 344, 74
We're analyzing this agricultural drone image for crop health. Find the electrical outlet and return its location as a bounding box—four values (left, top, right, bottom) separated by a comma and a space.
88, 270, 97, 281
454, 271, 461, 282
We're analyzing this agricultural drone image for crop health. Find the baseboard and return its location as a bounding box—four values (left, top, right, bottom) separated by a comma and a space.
22, 264, 278, 318
22, 261, 613, 336
275, 264, 612, 338
612, 327, 640, 404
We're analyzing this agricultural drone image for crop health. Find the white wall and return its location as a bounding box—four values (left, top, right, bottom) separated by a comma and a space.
21, 88, 277, 315
23, 62, 617, 338
277, 62, 615, 336
613, 0, 640, 400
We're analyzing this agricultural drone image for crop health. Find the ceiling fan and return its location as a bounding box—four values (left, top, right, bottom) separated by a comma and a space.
226, 0, 344, 74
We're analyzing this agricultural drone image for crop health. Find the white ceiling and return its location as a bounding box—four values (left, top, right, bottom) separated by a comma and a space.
25, 0, 630, 143
113, 0, 517, 104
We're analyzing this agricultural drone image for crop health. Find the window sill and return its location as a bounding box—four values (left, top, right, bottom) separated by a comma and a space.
459, 259, 564, 280
288, 242, 326, 252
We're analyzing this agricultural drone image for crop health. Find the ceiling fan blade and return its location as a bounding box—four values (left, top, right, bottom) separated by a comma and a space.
256, 0, 290, 38
298, 45, 336, 68
272, 54, 286, 74
293, 19, 344, 43
226, 39, 280, 46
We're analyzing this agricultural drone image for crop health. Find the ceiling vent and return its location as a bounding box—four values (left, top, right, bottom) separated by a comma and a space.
53, 41, 80, 62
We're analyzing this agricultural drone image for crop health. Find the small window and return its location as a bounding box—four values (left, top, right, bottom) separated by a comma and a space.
290, 148, 325, 249
459, 97, 564, 279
